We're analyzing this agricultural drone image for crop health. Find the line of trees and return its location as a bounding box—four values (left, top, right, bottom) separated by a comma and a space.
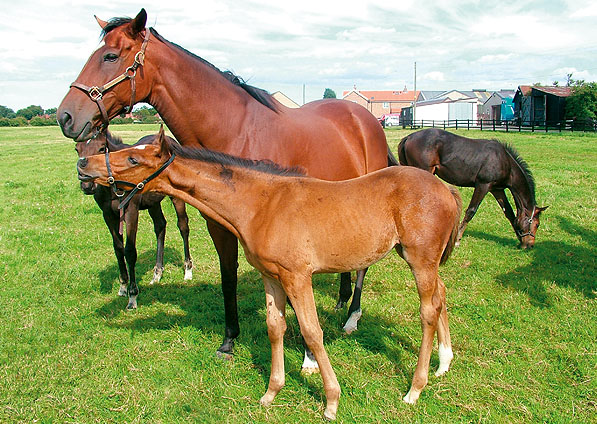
0, 104, 161, 127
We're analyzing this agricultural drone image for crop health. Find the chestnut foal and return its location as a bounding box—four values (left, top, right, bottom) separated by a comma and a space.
77, 129, 462, 420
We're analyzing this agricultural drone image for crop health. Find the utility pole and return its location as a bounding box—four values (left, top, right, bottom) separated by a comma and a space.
413, 61, 417, 127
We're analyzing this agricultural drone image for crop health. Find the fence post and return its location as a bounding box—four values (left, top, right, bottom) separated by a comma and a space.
531, 120, 535, 132
443, 120, 446, 130
493, 119, 496, 131
480, 119, 483, 131
456, 120, 458, 130
545, 120, 548, 133
506, 120, 509, 132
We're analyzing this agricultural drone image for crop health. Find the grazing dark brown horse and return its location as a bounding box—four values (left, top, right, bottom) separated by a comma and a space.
398, 128, 547, 248
76, 131, 193, 309
77, 128, 462, 420
57, 9, 395, 362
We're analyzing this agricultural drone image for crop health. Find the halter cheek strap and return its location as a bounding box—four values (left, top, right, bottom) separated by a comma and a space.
70, 30, 151, 129
517, 206, 536, 238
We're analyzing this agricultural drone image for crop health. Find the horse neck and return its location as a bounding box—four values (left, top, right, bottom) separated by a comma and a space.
146, 39, 258, 149
154, 158, 268, 238
507, 156, 535, 215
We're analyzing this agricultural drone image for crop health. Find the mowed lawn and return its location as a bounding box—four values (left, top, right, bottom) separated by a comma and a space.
0, 124, 595, 423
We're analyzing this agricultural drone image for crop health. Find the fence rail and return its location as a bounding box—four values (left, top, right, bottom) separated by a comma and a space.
400, 119, 597, 133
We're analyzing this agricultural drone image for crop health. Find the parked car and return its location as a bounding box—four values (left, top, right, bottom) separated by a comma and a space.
384, 114, 400, 127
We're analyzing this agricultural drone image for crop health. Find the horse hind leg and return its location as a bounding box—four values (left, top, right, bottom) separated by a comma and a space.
335, 272, 352, 310
434, 276, 453, 376
342, 268, 368, 334
148, 204, 167, 285
401, 251, 442, 404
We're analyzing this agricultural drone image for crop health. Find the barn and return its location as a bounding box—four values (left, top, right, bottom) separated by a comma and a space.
513, 85, 571, 124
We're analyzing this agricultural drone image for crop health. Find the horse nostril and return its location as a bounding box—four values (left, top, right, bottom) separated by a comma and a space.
58, 110, 73, 128
78, 157, 88, 169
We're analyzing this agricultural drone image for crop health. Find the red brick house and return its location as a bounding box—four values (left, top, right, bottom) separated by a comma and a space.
342, 89, 420, 118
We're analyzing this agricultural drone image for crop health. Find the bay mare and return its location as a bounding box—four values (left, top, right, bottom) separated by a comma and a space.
76, 131, 193, 309
398, 128, 547, 248
57, 8, 395, 361
77, 128, 462, 420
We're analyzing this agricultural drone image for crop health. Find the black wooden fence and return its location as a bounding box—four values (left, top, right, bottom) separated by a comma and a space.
401, 119, 597, 133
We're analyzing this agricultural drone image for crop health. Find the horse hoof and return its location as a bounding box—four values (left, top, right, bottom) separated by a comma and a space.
324, 408, 337, 421
126, 296, 138, 310
215, 350, 233, 361
403, 389, 419, 404
184, 268, 193, 281
342, 309, 362, 334
118, 284, 128, 297
334, 300, 346, 311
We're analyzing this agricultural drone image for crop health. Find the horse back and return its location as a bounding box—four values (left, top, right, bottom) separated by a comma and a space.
399, 128, 511, 187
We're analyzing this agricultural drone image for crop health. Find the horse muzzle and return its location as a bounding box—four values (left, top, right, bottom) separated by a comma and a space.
77, 157, 97, 182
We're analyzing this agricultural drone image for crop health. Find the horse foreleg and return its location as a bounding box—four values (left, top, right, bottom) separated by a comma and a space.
284, 273, 340, 420
171, 197, 193, 280
123, 206, 140, 310
102, 208, 127, 297
434, 276, 453, 377
260, 275, 287, 406
335, 272, 352, 310
343, 268, 368, 334
148, 204, 167, 285
456, 183, 490, 245
491, 189, 518, 240
206, 219, 239, 359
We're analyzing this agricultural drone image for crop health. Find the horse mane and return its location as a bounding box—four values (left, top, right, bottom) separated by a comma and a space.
148, 28, 278, 113
501, 142, 536, 204
168, 141, 304, 177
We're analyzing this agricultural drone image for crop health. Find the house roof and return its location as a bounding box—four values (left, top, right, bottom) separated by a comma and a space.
517, 85, 572, 98
343, 90, 419, 102
271, 91, 300, 108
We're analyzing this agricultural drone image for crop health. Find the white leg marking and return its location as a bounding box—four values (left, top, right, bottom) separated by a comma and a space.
300, 350, 320, 375
118, 283, 128, 297
435, 343, 453, 377
342, 309, 362, 334
150, 266, 163, 285
403, 388, 420, 404
184, 267, 193, 281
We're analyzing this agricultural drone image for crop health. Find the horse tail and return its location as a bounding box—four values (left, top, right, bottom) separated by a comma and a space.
387, 146, 400, 167
397, 135, 409, 165
440, 186, 462, 266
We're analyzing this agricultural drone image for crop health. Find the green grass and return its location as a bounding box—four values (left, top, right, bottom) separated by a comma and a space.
0, 125, 595, 423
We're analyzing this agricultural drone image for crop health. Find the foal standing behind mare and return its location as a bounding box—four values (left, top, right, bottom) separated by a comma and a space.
76, 131, 193, 309
77, 129, 462, 420
398, 128, 547, 248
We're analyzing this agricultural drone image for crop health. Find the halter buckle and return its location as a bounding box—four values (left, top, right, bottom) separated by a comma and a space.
107, 176, 115, 184
88, 86, 103, 101
134, 51, 145, 66
125, 66, 137, 78
136, 182, 145, 190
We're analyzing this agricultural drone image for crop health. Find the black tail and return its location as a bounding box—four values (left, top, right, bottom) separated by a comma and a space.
387, 146, 399, 167
397, 135, 409, 165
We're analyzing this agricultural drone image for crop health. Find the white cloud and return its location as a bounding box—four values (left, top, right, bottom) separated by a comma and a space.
423, 72, 445, 82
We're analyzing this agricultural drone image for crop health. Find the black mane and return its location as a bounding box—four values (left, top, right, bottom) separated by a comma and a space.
168, 141, 304, 177
98, 17, 278, 113
502, 142, 536, 204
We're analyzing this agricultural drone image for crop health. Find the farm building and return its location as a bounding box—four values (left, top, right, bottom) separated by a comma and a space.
401, 90, 483, 123
342, 89, 419, 119
480, 90, 515, 121
272, 91, 300, 108
513, 85, 572, 124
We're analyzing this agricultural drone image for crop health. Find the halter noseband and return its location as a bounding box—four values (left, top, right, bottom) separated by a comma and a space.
516, 206, 536, 239
104, 143, 176, 211
70, 30, 151, 132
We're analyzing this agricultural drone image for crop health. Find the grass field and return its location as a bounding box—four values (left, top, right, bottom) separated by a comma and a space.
0, 124, 595, 423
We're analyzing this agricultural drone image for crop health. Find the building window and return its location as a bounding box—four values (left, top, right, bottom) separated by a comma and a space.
383, 102, 390, 108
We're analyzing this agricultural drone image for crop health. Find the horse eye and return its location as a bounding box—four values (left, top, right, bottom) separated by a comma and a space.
128, 157, 139, 165
103, 53, 118, 62
99, 147, 106, 153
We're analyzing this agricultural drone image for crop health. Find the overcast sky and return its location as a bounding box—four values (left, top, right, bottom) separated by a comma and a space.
1, 0, 596, 111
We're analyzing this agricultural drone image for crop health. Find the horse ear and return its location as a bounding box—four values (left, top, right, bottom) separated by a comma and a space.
131, 8, 147, 35
535, 206, 548, 215
95, 15, 108, 30
156, 125, 170, 157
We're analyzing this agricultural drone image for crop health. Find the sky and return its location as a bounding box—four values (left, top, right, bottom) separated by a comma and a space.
1, 0, 597, 111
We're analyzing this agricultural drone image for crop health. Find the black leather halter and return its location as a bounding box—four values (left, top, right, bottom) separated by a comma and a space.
104, 143, 176, 210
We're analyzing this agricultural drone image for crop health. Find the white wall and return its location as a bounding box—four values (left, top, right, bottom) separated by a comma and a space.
415, 103, 449, 121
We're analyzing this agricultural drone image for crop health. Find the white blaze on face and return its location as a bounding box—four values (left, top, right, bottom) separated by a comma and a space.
134, 145, 147, 150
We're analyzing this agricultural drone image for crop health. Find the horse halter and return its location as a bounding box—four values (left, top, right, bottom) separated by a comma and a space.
104, 143, 176, 211
70, 30, 151, 131
516, 206, 536, 239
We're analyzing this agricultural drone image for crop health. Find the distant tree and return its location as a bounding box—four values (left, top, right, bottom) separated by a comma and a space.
45, 107, 57, 115
565, 80, 597, 121
134, 105, 159, 123
323, 88, 337, 99
0, 105, 16, 118
16, 105, 44, 120
566, 73, 573, 87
